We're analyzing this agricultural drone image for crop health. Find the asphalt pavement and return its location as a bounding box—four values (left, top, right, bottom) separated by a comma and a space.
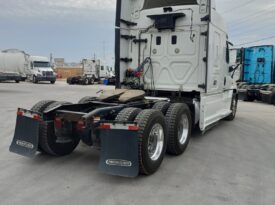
0, 81, 274, 205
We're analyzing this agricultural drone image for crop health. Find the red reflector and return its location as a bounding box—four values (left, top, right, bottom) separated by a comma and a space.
54, 117, 63, 128
17, 111, 24, 116
33, 114, 41, 121
77, 120, 86, 130
100, 124, 111, 129
128, 125, 139, 131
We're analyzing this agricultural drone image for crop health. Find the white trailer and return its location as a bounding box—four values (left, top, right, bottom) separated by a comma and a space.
10, 0, 238, 177
0, 49, 27, 83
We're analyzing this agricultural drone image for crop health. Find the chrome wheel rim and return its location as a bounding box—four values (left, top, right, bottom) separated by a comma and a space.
148, 123, 164, 161
178, 114, 189, 145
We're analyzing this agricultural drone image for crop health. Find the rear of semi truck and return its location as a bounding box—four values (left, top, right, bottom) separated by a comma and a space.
9, 0, 238, 177
67, 59, 100, 85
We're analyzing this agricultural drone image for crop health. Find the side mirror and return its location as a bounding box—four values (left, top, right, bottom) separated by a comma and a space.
229, 66, 235, 73
229, 64, 241, 78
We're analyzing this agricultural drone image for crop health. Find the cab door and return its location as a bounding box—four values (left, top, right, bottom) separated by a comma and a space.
200, 18, 233, 131
206, 23, 227, 94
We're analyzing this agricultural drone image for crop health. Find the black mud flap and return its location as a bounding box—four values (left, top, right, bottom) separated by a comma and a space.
99, 123, 139, 177
9, 114, 40, 158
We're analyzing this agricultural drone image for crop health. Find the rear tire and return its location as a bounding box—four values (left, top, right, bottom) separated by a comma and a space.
67, 77, 73, 85
39, 123, 80, 156
78, 96, 97, 104
45, 101, 72, 112
50, 81, 55, 84
39, 101, 80, 156
271, 88, 275, 105
84, 78, 89, 85
115, 108, 142, 122
152, 101, 170, 115
243, 93, 254, 102
134, 109, 167, 175
33, 76, 38, 84
165, 103, 192, 156
30, 100, 56, 153
31, 100, 56, 113
89, 78, 95, 85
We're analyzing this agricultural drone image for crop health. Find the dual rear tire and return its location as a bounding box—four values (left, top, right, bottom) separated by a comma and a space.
165, 103, 192, 155
116, 103, 192, 175
116, 108, 167, 175
152, 102, 192, 155
31, 100, 80, 156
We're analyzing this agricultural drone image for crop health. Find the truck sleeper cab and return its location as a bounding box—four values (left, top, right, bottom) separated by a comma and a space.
10, 0, 238, 177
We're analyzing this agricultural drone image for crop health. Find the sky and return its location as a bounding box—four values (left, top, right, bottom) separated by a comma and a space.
0, 0, 275, 64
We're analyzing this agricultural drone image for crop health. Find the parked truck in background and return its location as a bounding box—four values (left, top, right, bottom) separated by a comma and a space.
10, 0, 238, 177
0, 49, 56, 84
28, 56, 56, 84
67, 59, 115, 85
243, 45, 274, 84
233, 46, 275, 104
67, 59, 100, 85
100, 62, 116, 85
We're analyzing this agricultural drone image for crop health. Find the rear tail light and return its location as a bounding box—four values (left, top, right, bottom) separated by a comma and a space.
128, 125, 139, 131
54, 117, 63, 129
77, 120, 86, 130
33, 114, 41, 121
17, 111, 24, 116
100, 123, 139, 131
100, 124, 111, 129
17, 110, 41, 121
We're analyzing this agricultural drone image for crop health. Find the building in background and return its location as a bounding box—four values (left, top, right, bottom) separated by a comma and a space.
54, 58, 83, 79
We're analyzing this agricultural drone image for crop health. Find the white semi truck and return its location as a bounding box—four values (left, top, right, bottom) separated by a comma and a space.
28, 56, 56, 84
10, 0, 238, 177
0, 49, 56, 84
67, 59, 115, 85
